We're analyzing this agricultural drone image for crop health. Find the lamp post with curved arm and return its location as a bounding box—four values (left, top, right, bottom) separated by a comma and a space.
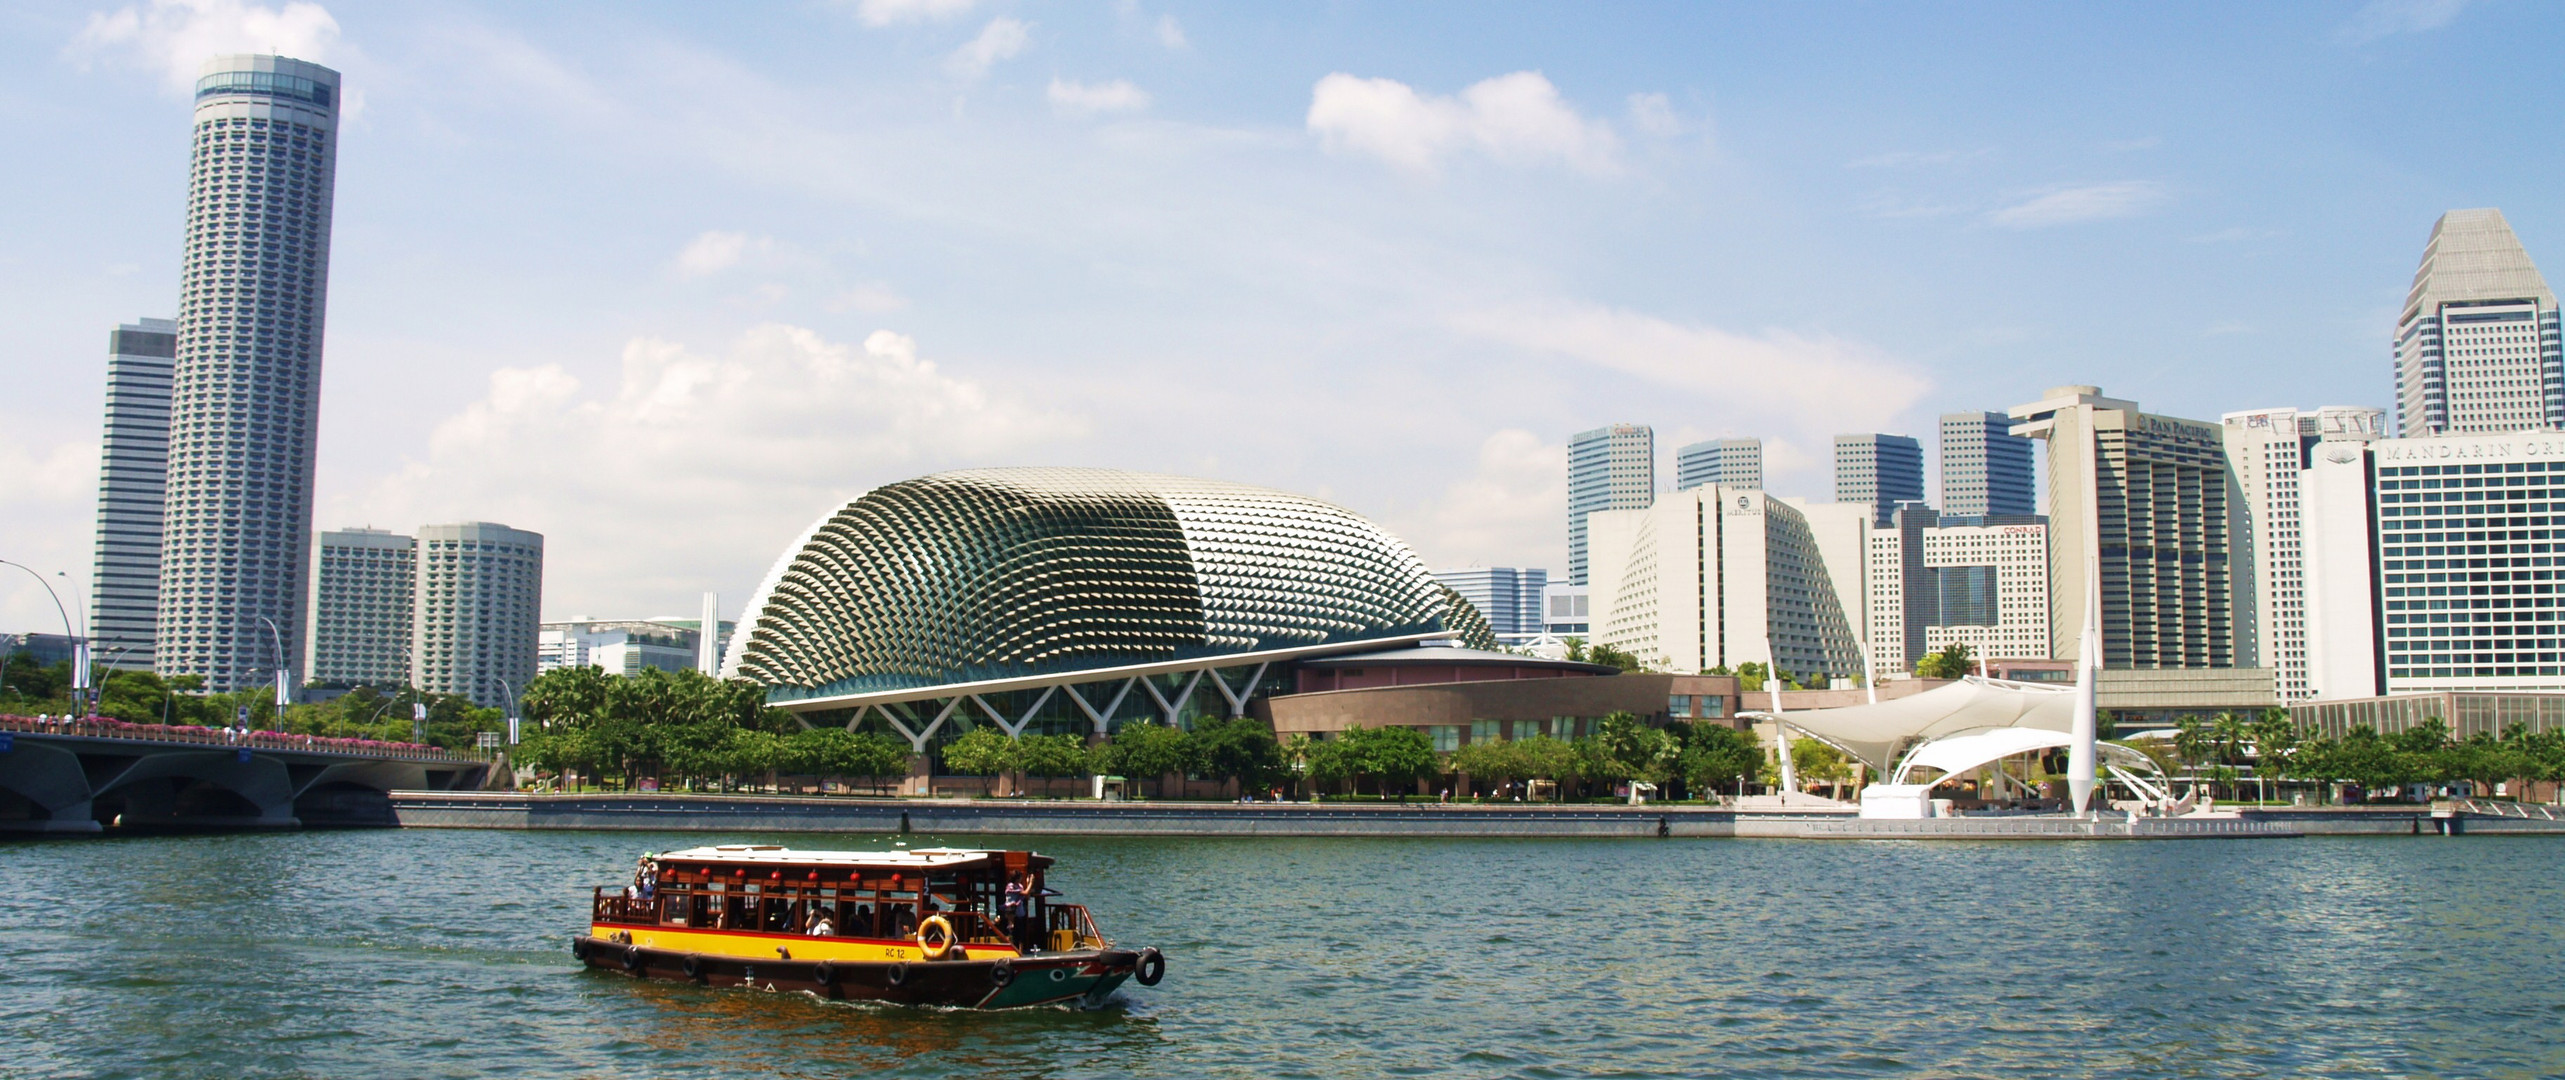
494, 675, 521, 746
0, 559, 84, 707
253, 615, 290, 714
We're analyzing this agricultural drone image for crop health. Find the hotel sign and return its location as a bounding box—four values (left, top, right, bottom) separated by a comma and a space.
2377, 437, 2565, 462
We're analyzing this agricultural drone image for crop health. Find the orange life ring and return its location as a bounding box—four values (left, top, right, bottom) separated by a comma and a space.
915, 915, 956, 960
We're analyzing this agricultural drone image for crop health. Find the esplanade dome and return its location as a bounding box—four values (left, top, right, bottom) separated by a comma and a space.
724, 467, 1494, 705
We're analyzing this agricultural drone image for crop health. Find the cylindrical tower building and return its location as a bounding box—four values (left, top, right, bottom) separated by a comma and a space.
156, 55, 341, 693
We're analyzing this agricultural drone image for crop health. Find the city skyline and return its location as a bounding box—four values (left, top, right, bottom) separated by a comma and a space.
4, 2, 2562, 633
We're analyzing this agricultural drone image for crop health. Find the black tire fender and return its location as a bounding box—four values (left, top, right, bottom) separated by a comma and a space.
570, 937, 590, 961
813, 961, 838, 988
681, 953, 704, 981
887, 961, 911, 987
1134, 947, 1165, 987
989, 960, 1014, 987
621, 944, 644, 972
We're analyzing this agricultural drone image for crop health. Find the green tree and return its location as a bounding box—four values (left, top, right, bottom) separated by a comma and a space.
1680, 724, 1763, 799
1734, 661, 1769, 693
1340, 723, 1436, 798
1097, 722, 1197, 797
1593, 712, 1679, 790
1013, 732, 1091, 796
1584, 643, 1644, 673
1914, 642, 1976, 680
1449, 738, 1522, 797
1190, 716, 1286, 794
1790, 737, 1852, 793
1511, 735, 1582, 796
940, 726, 1016, 795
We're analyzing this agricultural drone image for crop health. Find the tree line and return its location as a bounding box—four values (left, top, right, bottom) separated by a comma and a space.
2170, 710, 2565, 801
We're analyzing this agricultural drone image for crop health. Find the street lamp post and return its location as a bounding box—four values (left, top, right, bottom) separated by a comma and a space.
0, 559, 83, 710
494, 675, 521, 746
253, 616, 289, 714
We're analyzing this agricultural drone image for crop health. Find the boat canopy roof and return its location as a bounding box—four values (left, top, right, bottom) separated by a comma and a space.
655, 845, 1050, 872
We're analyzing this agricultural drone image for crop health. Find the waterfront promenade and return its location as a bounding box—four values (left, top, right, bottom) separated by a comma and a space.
386, 790, 2565, 837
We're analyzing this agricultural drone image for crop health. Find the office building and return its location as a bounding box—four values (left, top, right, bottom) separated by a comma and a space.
1541, 583, 1591, 638
87, 318, 177, 670
156, 55, 342, 692
1939, 411, 2036, 517
2372, 432, 2565, 692
1432, 567, 1550, 638
2393, 208, 2561, 437
1674, 437, 1763, 492
2009, 386, 2237, 668
1585, 485, 1864, 680
413, 522, 543, 708
539, 618, 708, 677
2223, 406, 2387, 702
303, 527, 416, 687
1834, 433, 1924, 526
1567, 424, 1654, 584
1866, 506, 2051, 675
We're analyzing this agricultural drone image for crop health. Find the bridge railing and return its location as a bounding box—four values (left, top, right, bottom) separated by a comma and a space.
0, 713, 466, 763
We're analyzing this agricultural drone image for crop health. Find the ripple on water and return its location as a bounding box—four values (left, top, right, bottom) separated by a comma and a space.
4, 831, 2565, 1078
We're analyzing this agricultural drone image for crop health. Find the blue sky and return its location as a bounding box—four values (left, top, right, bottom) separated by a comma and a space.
2, 0, 2559, 633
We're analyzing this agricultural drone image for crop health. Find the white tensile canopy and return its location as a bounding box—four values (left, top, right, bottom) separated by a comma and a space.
1885, 726, 2159, 786
1743, 676, 2077, 774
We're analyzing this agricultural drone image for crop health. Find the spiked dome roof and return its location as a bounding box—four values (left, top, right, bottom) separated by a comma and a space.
724, 468, 1494, 705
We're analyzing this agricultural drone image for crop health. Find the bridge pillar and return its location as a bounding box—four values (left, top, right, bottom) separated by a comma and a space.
0, 739, 104, 833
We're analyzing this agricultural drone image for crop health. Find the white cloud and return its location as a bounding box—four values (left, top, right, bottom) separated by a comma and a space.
1154, 13, 1187, 48
1985, 181, 2167, 229
1448, 299, 1928, 437
946, 17, 1029, 79
329, 325, 1085, 617
1306, 71, 1621, 176
69, 0, 343, 94
851, 0, 976, 28
2338, 0, 2468, 44
1048, 77, 1150, 116
1390, 429, 1568, 571
672, 230, 767, 277
1625, 92, 1682, 138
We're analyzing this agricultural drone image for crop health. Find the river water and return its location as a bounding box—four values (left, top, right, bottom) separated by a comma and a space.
4, 829, 2559, 1079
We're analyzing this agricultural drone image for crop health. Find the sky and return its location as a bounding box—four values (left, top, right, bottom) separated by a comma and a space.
2, 0, 2560, 635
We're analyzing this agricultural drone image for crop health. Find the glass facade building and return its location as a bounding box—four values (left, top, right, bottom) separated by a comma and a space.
1674, 437, 1762, 492
1938, 411, 2036, 518
1568, 424, 1655, 585
2373, 433, 2565, 691
89, 318, 177, 671
1833, 433, 1924, 527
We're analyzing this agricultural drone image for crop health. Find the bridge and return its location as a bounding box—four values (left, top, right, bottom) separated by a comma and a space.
0, 714, 495, 833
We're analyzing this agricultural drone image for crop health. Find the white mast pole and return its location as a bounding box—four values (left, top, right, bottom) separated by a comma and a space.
1768, 638, 1797, 795
2068, 556, 2101, 815
697, 591, 720, 675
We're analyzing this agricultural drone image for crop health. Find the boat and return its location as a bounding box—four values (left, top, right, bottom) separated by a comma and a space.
572, 844, 1163, 1008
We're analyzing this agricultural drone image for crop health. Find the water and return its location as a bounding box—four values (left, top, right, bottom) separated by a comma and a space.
4, 829, 2560, 1079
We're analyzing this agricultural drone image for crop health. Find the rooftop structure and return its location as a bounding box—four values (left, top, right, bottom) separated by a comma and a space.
724, 468, 1491, 744
2394, 209, 2560, 436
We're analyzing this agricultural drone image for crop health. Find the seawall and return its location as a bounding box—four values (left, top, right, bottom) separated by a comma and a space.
388, 792, 2565, 838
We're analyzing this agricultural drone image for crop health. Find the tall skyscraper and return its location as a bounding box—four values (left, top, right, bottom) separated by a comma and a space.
1674, 437, 1762, 491
1567, 424, 1654, 584
1833, 433, 1924, 526
88, 318, 177, 671
413, 522, 544, 707
1939, 411, 2036, 517
304, 528, 416, 687
2394, 209, 2560, 437
157, 55, 341, 693
2222, 406, 2385, 702
2009, 386, 2237, 669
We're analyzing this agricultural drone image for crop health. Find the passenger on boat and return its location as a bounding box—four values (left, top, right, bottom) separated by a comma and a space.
807, 910, 834, 936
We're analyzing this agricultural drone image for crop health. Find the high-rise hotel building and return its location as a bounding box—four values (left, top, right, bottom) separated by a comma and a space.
2394, 209, 2560, 437
88, 318, 177, 670
156, 55, 341, 693
413, 522, 545, 708
304, 528, 416, 688
2009, 386, 2237, 669
2221, 406, 2386, 701
1567, 424, 1655, 584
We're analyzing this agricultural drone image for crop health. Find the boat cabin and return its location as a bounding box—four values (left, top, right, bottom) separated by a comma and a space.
592, 845, 1101, 954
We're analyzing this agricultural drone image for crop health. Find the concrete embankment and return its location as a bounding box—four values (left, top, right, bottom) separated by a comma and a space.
387, 792, 2565, 838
